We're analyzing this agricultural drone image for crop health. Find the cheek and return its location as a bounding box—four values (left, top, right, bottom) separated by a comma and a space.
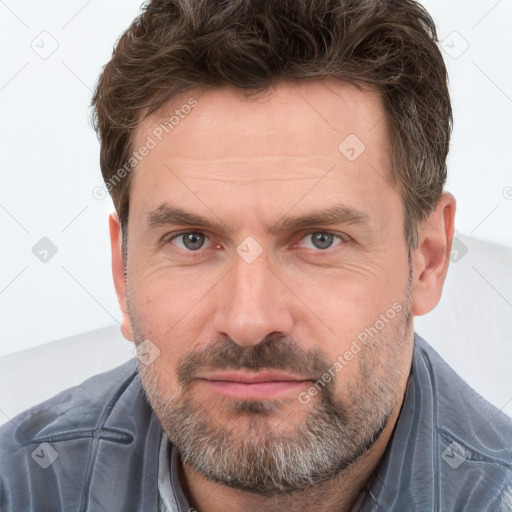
282, 258, 404, 331
129, 260, 221, 322
282, 268, 409, 391
127, 268, 213, 365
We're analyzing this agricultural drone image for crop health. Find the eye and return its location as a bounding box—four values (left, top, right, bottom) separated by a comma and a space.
170, 232, 211, 251
298, 232, 345, 250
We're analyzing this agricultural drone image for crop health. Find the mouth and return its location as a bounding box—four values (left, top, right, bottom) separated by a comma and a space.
196, 370, 313, 400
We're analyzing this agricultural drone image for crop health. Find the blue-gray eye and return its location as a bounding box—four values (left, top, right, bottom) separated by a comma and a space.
309, 232, 335, 249
177, 232, 205, 250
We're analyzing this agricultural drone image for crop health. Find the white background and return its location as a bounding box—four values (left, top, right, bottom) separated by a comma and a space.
0, 0, 511, 357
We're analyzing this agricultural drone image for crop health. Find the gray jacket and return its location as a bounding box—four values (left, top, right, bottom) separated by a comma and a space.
1, 333, 511, 511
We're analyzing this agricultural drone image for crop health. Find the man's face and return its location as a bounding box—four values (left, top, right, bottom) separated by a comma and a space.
123, 80, 415, 494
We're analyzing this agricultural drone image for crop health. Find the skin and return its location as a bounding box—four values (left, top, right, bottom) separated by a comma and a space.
109, 79, 456, 512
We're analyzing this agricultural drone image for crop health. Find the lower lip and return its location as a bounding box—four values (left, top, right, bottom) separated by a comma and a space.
200, 379, 311, 400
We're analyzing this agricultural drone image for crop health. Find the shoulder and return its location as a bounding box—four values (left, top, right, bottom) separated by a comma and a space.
0, 358, 145, 511
415, 335, 512, 510
415, 336, 512, 454
0, 358, 139, 447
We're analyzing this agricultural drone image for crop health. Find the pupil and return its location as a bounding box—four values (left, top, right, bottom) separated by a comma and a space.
183, 232, 204, 250
312, 232, 333, 249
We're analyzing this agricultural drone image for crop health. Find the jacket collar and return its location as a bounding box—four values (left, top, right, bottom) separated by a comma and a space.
356, 333, 438, 511
90, 334, 436, 511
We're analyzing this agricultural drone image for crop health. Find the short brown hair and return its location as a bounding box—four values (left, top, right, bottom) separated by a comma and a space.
91, 0, 452, 250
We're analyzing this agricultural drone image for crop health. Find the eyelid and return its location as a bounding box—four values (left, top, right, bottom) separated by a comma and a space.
301, 229, 350, 239
295, 230, 349, 250
165, 230, 214, 251
163, 229, 349, 253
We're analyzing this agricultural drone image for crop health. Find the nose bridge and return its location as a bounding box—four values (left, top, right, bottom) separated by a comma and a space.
232, 252, 271, 307
212, 248, 293, 346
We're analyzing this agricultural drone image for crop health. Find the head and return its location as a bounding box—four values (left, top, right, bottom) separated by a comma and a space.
91, 0, 455, 495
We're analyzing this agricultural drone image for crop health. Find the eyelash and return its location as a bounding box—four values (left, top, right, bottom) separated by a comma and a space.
164, 230, 349, 257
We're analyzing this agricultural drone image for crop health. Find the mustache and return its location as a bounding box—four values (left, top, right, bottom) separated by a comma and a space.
176, 335, 334, 388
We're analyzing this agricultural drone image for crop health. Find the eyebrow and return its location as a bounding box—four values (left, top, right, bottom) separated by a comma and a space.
270, 205, 372, 234
145, 203, 373, 234
146, 205, 233, 233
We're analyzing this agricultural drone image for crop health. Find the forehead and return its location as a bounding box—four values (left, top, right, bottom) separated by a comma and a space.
133, 79, 389, 162
129, 79, 396, 224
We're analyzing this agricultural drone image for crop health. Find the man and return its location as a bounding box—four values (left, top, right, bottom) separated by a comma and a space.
1, 0, 511, 511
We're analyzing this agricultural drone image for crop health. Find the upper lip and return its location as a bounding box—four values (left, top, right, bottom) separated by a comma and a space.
198, 370, 312, 383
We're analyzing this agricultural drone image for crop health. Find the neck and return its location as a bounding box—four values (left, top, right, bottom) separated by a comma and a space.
177, 395, 404, 512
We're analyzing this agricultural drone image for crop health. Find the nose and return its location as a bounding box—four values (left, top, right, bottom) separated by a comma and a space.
211, 249, 294, 347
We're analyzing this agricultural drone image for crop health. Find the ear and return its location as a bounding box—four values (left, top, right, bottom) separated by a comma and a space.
109, 212, 134, 342
412, 192, 456, 316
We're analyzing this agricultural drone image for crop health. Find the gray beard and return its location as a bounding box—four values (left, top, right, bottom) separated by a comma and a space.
134, 272, 413, 495
141, 366, 394, 496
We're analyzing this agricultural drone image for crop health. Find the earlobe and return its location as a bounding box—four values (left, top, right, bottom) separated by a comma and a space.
412, 192, 456, 316
109, 212, 134, 342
